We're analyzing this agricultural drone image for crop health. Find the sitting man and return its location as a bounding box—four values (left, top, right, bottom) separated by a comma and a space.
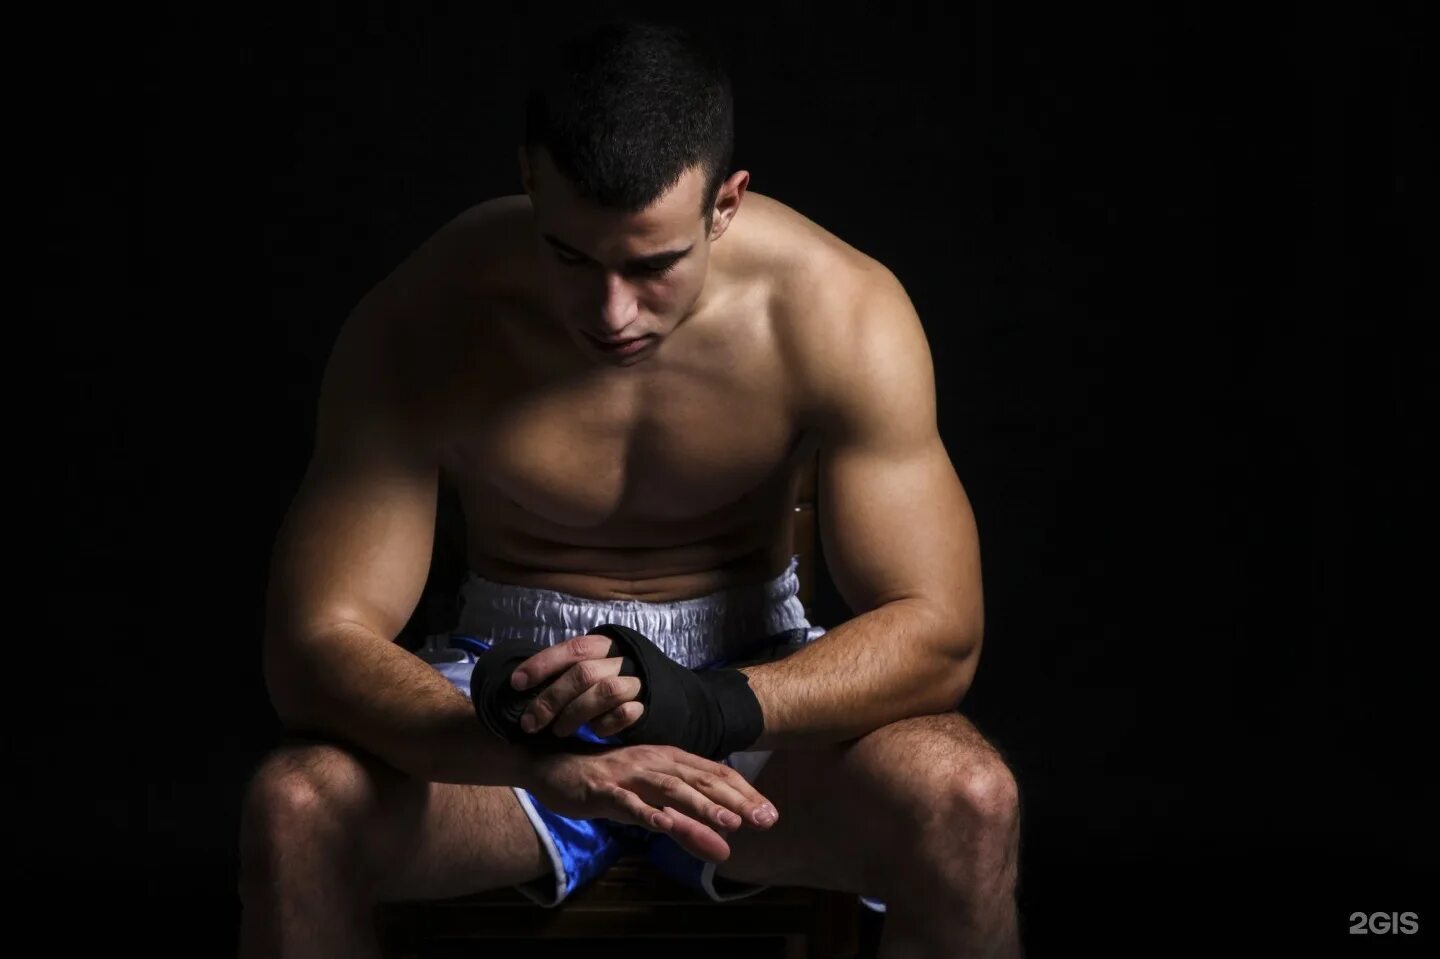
239, 18, 1023, 959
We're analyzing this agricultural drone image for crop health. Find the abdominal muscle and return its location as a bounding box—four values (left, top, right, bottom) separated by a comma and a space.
463, 536, 799, 603
447, 421, 811, 603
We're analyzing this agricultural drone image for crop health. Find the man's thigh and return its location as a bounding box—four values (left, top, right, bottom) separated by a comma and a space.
243, 734, 550, 903
712, 711, 1012, 898
374, 776, 551, 903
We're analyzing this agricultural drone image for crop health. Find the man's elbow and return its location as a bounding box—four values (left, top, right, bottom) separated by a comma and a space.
935, 622, 982, 712
262, 638, 313, 730
262, 624, 340, 732
947, 648, 979, 710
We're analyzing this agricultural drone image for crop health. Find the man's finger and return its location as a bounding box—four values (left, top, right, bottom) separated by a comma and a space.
523, 657, 626, 733
593, 701, 646, 737
657, 805, 731, 863
511, 632, 610, 690
672, 754, 777, 827
550, 675, 643, 737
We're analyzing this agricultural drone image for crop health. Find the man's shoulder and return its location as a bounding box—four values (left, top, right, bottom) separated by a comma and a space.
326, 198, 535, 434
751, 195, 910, 422
373, 195, 534, 306
748, 193, 900, 329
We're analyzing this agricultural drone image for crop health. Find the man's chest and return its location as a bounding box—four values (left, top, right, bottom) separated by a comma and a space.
436, 314, 811, 531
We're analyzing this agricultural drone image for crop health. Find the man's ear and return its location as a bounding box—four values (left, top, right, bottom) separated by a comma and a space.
708, 169, 750, 242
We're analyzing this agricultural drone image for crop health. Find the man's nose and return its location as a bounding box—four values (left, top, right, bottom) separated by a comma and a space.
596, 272, 638, 332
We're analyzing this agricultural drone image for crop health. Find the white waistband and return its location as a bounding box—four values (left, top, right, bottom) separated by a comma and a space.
452, 554, 821, 669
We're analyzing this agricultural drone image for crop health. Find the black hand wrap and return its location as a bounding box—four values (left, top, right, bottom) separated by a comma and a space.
468, 626, 766, 761
589, 622, 766, 760
470, 637, 572, 755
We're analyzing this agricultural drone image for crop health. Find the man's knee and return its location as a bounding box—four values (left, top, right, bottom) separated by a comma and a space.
899, 730, 1021, 885
920, 753, 1022, 902
948, 753, 1021, 839
238, 737, 400, 879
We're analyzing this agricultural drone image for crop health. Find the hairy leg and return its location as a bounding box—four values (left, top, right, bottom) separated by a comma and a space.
236, 734, 549, 958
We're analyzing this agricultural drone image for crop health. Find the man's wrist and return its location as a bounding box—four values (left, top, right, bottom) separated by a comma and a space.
427, 707, 539, 787
702, 667, 766, 757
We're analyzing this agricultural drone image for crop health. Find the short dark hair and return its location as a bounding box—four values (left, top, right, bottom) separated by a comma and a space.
522, 19, 735, 227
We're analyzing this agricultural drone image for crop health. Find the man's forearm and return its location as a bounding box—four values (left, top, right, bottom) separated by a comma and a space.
264, 622, 535, 788
739, 599, 978, 749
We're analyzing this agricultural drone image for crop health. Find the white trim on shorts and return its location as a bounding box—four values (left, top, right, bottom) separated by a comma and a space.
509, 787, 568, 907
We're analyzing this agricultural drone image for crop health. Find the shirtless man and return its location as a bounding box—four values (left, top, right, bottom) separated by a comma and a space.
239, 19, 1022, 959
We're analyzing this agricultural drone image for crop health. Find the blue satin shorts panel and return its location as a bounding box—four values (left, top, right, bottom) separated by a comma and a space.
415, 555, 888, 913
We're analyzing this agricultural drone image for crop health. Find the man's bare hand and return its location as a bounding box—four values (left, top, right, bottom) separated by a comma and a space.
522, 743, 780, 864
510, 632, 645, 738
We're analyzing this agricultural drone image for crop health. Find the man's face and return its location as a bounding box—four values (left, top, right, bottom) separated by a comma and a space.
521, 147, 720, 367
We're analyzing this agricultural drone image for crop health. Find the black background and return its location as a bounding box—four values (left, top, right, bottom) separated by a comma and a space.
33, 1, 1431, 955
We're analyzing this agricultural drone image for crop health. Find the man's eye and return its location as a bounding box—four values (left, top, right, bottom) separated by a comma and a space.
554, 250, 587, 265
638, 261, 679, 277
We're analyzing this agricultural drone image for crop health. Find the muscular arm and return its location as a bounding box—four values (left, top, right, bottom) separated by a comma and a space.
741, 264, 984, 748
263, 210, 533, 786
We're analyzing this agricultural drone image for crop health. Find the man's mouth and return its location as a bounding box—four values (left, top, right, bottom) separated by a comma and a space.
585, 332, 654, 355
